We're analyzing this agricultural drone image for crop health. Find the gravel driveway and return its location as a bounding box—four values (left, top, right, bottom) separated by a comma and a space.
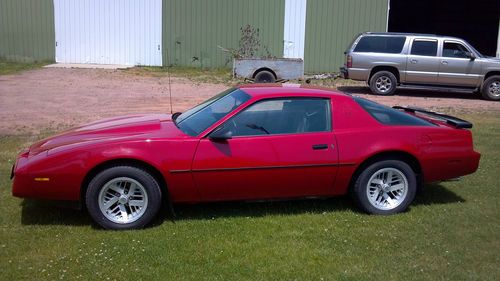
0, 68, 498, 135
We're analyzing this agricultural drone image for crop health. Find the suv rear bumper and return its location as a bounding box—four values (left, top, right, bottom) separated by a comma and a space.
340, 67, 349, 79
340, 67, 369, 81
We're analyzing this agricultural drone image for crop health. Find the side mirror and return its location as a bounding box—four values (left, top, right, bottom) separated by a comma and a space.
172, 112, 182, 121
467, 51, 476, 60
208, 126, 232, 141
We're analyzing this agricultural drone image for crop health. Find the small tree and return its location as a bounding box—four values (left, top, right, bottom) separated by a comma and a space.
219, 25, 273, 61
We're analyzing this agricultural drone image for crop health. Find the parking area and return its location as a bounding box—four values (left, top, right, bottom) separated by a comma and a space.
0, 67, 498, 135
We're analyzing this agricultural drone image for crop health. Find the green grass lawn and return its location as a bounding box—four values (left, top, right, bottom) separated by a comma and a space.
0, 59, 50, 76
0, 114, 498, 281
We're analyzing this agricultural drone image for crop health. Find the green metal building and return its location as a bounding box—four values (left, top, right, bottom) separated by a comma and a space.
0, 0, 389, 73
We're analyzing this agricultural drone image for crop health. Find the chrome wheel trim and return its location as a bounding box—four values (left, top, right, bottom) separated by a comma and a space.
366, 168, 408, 211
375, 76, 392, 93
488, 81, 500, 97
98, 177, 148, 224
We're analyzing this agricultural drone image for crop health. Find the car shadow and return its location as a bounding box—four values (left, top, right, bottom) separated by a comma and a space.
153, 196, 357, 225
155, 183, 466, 224
337, 85, 479, 100
20, 199, 92, 226
20, 183, 465, 227
414, 182, 466, 206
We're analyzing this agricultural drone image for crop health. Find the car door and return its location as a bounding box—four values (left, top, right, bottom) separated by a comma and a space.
192, 97, 338, 201
438, 41, 482, 87
405, 38, 440, 84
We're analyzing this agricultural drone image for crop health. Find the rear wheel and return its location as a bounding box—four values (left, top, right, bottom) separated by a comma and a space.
86, 166, 162, 230
481, 75, 500, 101
352, 160, 417, 215
369, 71, 397, 96
254, 70, 276, 83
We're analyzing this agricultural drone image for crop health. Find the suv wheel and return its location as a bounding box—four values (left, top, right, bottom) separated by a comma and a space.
369, 71, 397, 96
481, 75, 500, 101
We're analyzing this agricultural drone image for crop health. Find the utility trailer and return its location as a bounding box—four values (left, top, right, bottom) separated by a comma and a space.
233, 58, 304, 83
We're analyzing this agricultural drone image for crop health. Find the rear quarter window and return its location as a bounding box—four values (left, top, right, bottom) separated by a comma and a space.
354, 36, 406, 54
354, 97, 434, 126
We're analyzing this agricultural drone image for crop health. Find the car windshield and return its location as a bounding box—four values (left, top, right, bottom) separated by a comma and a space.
176, 88, 251, 136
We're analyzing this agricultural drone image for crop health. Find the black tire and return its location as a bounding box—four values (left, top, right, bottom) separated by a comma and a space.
254, 70, 276, 83
369, 71, 397, 96
85, 166, 162, 230
352, 160, 417, 215
481, 75, 500, 101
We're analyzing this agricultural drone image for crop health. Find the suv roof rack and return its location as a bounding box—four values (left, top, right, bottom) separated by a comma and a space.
363, 32, 448, 37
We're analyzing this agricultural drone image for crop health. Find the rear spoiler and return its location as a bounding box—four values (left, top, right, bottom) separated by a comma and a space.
393, 106, 473, 129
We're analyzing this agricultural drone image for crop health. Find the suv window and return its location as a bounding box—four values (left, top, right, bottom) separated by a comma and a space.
227, 98, 331, 136
443, 42, 470, 58
354, 36, 406, 54
354, 97, 433, 126
410, 40, 437, 56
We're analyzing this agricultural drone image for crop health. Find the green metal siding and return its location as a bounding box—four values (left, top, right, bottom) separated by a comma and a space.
0, 0, 55, 62
304, 0, 388, 73
163, 0, 285, 68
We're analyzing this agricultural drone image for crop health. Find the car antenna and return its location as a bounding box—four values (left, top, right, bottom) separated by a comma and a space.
165, 48, 173, 114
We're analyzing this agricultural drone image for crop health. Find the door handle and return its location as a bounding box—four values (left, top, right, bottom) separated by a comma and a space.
441, 60, 448, 65
410, 59, 418, 64
312, 144, 329, 150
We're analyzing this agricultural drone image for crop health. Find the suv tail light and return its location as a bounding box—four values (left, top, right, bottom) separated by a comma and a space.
346, 55, 352, 68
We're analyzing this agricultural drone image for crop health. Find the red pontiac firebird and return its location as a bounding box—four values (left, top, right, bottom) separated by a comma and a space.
12, 85, 480, 229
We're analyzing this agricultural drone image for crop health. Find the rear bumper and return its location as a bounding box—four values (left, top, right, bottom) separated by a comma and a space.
339, 67, 349, 79
339, 67, 369, 81
423, 151, 481, 183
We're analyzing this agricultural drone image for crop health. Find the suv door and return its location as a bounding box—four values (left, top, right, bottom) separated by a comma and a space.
437, 41, 482, 87
192, 98, 338, 201
405, 39, 440, 84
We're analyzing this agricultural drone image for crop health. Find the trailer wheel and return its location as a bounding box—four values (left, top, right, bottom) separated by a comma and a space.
254, 70, 276, 83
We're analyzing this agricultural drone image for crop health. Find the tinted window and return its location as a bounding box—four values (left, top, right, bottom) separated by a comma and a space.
410, 40, 437, 56
177, 89, 251, 136
226, 98, 331, 136
354, 97, 433, 126
443, 42, 470, 58
354, 36, 406, 54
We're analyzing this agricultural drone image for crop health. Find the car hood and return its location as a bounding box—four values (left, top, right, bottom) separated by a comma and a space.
482, 56, 500, 63
29, 114, 176, 155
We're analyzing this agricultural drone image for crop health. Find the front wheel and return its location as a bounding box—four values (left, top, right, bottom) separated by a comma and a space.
481, 75, 500, 101
369, 71, 397, 95
352, 160, 417, 215
85, 166, 162, 230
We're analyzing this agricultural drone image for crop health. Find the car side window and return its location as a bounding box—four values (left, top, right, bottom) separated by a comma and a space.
226, 98, 331, 137
443, 42, 470, 58
353, 36, 406, 54
410, 40, 437, 56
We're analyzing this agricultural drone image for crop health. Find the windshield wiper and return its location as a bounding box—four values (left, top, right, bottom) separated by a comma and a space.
246, 124, 270, 134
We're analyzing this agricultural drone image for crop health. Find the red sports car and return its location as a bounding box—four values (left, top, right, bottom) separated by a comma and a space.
12, 85, 480, 229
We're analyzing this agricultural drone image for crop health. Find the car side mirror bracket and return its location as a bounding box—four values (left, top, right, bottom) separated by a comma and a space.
208, 126, 232, 141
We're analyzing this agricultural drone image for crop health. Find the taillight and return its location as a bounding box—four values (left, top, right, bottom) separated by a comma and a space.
346, 55, 352, 68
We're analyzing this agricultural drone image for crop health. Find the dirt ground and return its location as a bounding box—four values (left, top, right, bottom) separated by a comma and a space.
0, 68, 498, 135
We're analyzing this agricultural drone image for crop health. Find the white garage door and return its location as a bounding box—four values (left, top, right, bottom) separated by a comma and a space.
54, 0, 162, 66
